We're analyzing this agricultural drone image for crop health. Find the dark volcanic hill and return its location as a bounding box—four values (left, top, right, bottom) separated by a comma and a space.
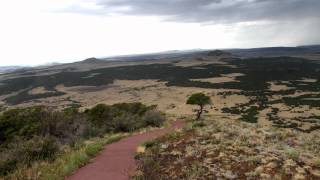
207, 50, 231, 56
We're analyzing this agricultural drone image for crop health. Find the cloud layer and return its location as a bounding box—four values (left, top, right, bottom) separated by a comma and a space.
74, 0, 320, 24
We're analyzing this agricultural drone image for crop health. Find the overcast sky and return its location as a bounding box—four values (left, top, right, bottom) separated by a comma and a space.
0, 0, 319, 66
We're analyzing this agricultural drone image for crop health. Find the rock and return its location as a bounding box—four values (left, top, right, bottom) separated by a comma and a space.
223, 170, 238, 179
224, 164, 232, 170
218, 152, 226, 159
273, 174, 282, 180
204, 158, 213, 164
161, 144, 168, 149
295, 167, 306, 174
260, 173, 271, 179
266, 162, 278, 169
303, 165, 312, 171
254, 166, 264, 175
200, 140, 208, 145
284, 159, 297, 168
207, 151, 215, 155
261, 158, 268, 164
266, 156, 280, 162
310, 169, 320, 177
136, 146, 145, 153
293, 173, 306, 180
170, 150, 182, 156
245, 171, 256, 177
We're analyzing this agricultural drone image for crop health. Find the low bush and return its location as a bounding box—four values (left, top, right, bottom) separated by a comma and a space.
142, 110, 166, 127
85, 143, 104, 157
0, 106, 92, 146
0, 136, 59, 175
142, 140, 157, 149
7, 134, 126, 180
285, 148, 300, 161
86, 103, 164, 133
0, 102, 166, 177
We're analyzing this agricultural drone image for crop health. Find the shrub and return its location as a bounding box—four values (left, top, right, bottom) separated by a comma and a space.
110, 114, 141, 132
240, 106, 259, 123
0, 106, 92, 146
87, 103, 163, 133
192, 121, 206, 128
39, 110, 91, 144
87, 104, 111, 126
20, 136, 59, 162
285, 148, 300, 161
0, 135, 59, 175
85, 143, 103, 157
142, 140, 157, 149
0, 102, 166, 177
313, 158, 320, 168
142, 110, 165, 127
112, 102, 151, 116
0, 107, 45, 144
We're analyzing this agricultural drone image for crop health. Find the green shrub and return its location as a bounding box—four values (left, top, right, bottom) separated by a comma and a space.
0, 106, 92, 146
142, 110, 165, 127
0, 107, 45, 144
192, 121, 206, 128
112, 102, 151, 116
240, 106, 259, 123
313, 158, 320, 168
0, 102, 166, 177
110, 114, 140, 132
87, 104, 111, 126
142, 140, 157, 149
0, 135, 59, 175
85, 143, 103, 157
285, 148, 300, 161
87, 103, 163, 133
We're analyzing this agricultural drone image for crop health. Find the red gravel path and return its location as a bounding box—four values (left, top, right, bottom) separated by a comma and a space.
66, 120, 185, 180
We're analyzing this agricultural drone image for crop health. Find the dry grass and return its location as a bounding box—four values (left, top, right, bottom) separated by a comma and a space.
134, 116, 320, 179
5, 134, 126, 180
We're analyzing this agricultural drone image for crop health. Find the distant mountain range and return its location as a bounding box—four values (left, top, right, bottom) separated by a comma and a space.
226, 45, 320, 57
0, 66, 26, 74
100, 45, 320, 61
1, 45, 319, 74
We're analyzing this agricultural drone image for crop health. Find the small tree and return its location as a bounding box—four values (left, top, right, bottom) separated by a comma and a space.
186, 93, 211, 120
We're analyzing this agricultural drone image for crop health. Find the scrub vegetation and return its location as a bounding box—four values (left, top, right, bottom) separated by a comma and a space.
134, 117, 320, 179
0, 102, 165, 178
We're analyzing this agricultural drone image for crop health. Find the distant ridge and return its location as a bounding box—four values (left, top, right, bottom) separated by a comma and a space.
0, 66, 26, 74
207, 50, 231, 56
80, 57, 103, 64
226, 45, 320, 57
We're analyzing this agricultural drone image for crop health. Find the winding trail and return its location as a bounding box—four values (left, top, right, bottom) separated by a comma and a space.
66, 120, 185, 180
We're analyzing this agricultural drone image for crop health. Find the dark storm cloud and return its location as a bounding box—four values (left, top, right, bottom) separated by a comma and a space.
89, 0, 320, 23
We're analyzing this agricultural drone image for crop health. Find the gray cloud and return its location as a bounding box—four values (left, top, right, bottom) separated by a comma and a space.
76, 0, 320, 24
63, 0, 320, 46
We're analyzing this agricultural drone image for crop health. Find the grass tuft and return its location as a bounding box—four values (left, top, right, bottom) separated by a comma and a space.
7, 134, 126, 180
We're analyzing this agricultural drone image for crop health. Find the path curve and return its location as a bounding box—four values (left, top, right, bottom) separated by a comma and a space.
66, 120, 185, 180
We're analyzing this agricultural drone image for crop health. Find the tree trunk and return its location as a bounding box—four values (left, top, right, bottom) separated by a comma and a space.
196, 105, 203, 120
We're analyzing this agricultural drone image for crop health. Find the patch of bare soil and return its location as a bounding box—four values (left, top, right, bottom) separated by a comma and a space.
268, 82, 295, 91
28, 87, 54, 95
296, 78, 318, 83
190, 76, 238, 84
190, 73, 244, 84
